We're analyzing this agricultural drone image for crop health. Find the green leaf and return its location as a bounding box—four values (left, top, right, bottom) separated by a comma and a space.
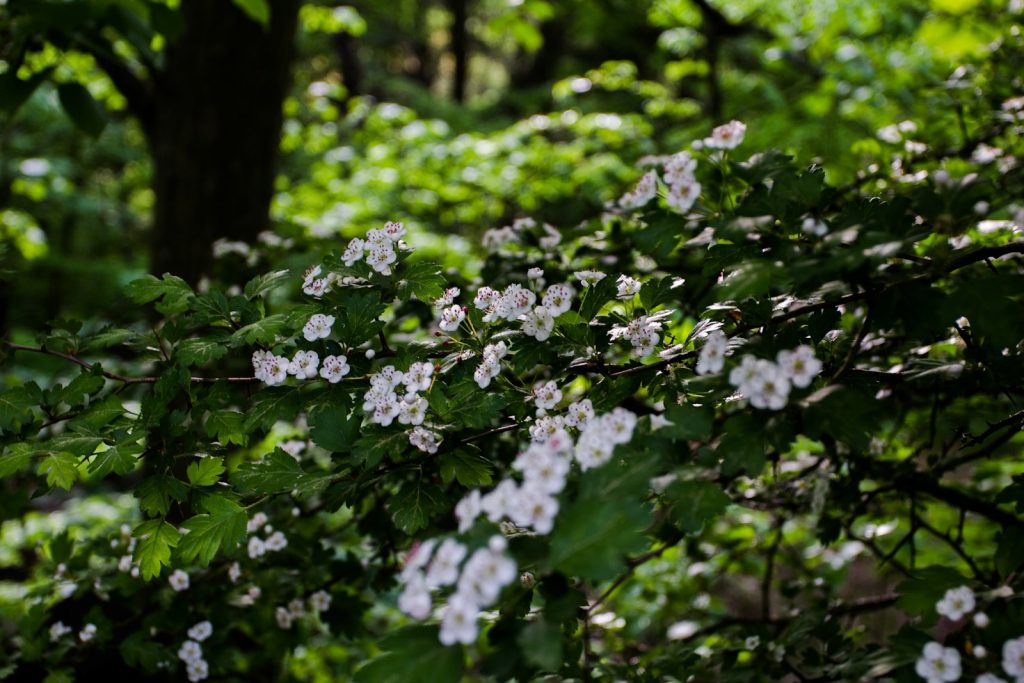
995, 526, 1024, 578
232, 0, 270, 26
231, 314, 288, 345
89, 443, 142, 478
0, 443, 34, 477
38, 452, 79, 490
435, 381, 505, 429
398, 261, 445, 302
0, 68, 52, 114
46, 434, 103, 456
355, 626, 464, 683
0, 386, 36, 431
233, 450, 305, 494
69, 394, 124, 431
334, 291, 387, 347
244, 387, 303, 432
177, 496, 248, 566
666, 480, 730, 533
205, 410, 247, 446
126, 274, 193, 314
309, 397, 361, 452
516, 620, 562, 671
717, 413, 767, 476
390, 479, 447, 534
56, 369, 105, 407
57, 82, 107, 137
352, 429, 410, 469
175, 338, 228, 366
187, 456, 226, 486
578, 275, 618, 320
440, 451, 493, 487
550, 460, 653, 581
244, 269, 291, 299
133, 519, 181, 581
895, 566, 968, 620
136, 475, 188, 516
82, 326, 137, 351
660, 403, 714, 441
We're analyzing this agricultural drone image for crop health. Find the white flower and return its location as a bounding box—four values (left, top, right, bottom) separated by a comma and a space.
253, 351, 289, 385
319, 355, 351, 383
187, 621, 213, 642
439, 305, 466, 332
663, 151, 698, 185
247, 536, 266, 559
399, 395, 429, 426
696, 330, 728, 375
481, 480, 519, 523
616, 275, 642, 300
541, 283, 576, 316
877, 123, 903, 144
178, 640, 203, 663
703, 120, 746, 150
455, 490, 482, 533
532, 381, 563, 413
574, 430, 615, 470
409, 426, 441, 453
473, 286, 500, 310
186, 659, 209, 683
976, 674, 1006, 683
974, 612, 990, 628
310, 590, 332, 612
457, 545, 517, 606
620, 170, 658, 209
404, 362, 434, 392
574, 270, 607, 286
342, 238, 365, 266
265, 531, 288, 552
802, 217, 828, 236
118, 555, 133, 572
275, 606, 294, 629
521, 306, 555, 341
746, 361, 791, 410
915, 642, 962, 682
510, 488, 559, 534
1002, 636, 1024, 678
398, 572, 432, 620
650, 414, 673, 431
78, 623, 97, 643
426, 538, 467, 588
665, 176, 702, 213
366, 244, 398, 275
474, 359, 500, 389
382, 220, 406, 240
434, 286, 460, 308
169, 569, 190, 592
776, 345, 822, 388
287, 350, 319, 379
288, 598, 306, 618
602, 407, 638, 445
303, 314, 335, 341
936, 586, 976, 621
565, 398, 595, 429
439, 592, 479, 645
50, 621, 72, 642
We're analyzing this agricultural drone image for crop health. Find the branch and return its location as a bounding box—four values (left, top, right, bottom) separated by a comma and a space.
3, 341, 258, 385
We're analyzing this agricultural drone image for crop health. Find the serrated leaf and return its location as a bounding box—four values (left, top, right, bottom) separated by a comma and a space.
205, 410, 247, 446
175, 338, 229, 366
398, 261, 445, 302
89, 443, 142, 478
516, 620, 562, 671
353, 429, 410, 469
136, 475, 188, 516
244, 387, 303, 432
0, 386, 36, 432
335, 291, 387, 347
57, 82, 107, 137
666, 480, 730, 533
233, 449, 314, 495
435, 381, 505, 429
187, 456, 225, 486
0, 443, 34, 477
81, 326, 138, 351
45, 434, 103, 456
38, 452, 79, 490
309, 398, 361, 452
176, 496, 247, 566
126, 274, 193, 314
578, 275, 618, 320
440, 451, 493, 487
390, 479, 447, 534
660, 403, 714, 441
133, 520, 181, 581
55, 369, 105, 407
231, 314, 288, 345
355, 626, 464, 683
244, 269, 291, 299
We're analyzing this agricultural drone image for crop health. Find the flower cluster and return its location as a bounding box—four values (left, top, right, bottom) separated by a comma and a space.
481, 217, 561, 253
177, 621, 212, 682
701, 120, 747, 150
610, 310, 673, 357
361, 363, 442, 452
246, 512, 288, 559
728, 345, 822, 410
619, 170, 657, 210
397, 535, 518, 646
252, 350, 290, 386
341, 221, 407, 275
473, 341, 509, 389
662, 151, 702, 213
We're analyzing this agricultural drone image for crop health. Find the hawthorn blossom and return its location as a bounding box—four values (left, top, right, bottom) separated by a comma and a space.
703, 120, 747, 150
275, 606, 294, 629
79, 623, 96, 643
776, 345, 822, 388
169, 570, 190, 592
620, 170, 658, 209
382, 220, 406, 240
310, 590, 332, 612
457, 544, 517, 605
616, 274, 642, 300
665, 175, 702, 213
178, 640, 203, 664
253, 350, 289, 385
398, 572, 432, 619
936, 585, 975, 621
696, 330, 728, 375
438, 592, 479, 645
521, 306, 555, 341
50, 621, 72, 642
187, 621, 213, 642
541, 283, 576, 316
565, 398, 595, 428
426, 538, 467, 588
532, 381, 563, 413
303, 314, 335, 341
366, 244, 397, 275
663, 151, 697, 185
1002, 636, 1024, 678
574, 270, 607, 287
455, 490, 482, 532
342, 238, 365, 266
404, 361, 434, 392
288, 350, 319, 379
399, 396, 429, 426
409, 426, 441, 453
439, 305, 466, 332
802, 217, 828, 236
319, 355, 351, 383
434, 286, 460, 308
915, 642, 961, 682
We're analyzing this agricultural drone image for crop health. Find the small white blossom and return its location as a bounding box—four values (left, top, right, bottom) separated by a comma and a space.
1002, 636, 1024, 678
178, 640, 203, 664
275, 606, 294, 629
169, 570, 190, 592
777, 345, 822, 388
532, 381, 563, 413
50, 621, 72, 642
620, 170, 658, 210
187, 621, 213, 642
439, 305, 466, 332
310, 590, 332, 612
288, 350, 319, 379
915, 642, 962, 683
521, 306, 555, 341
574, 270, 607, 287
703, 120, 746, 150
802, 217, 828, 236
696, 330, 728, 375
616, 274, 642, 300
936, 586, 975, 621
409, 426, 441, 453
342, 238, 365, 266
303, 314, 335, 341
438, 592, 479, 645
319, 355, 351, 383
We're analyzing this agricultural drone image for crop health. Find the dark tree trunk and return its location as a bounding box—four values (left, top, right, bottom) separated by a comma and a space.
147, 0, 300, 285
334, 30, 363, 105
448, 0, 469, 102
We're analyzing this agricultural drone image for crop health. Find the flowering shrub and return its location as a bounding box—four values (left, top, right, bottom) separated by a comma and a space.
3, 34, 1024, 682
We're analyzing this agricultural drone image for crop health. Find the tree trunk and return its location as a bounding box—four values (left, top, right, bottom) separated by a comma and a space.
148, 0, 300, 285
448, 0, 469, 102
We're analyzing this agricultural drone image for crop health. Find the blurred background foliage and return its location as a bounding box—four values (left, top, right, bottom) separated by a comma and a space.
0, 0, 1015, 331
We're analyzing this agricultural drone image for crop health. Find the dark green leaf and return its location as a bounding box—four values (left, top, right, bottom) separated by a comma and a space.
57, 82, 107, 137
244, 269, 291, 300
38, 452, 78, 490
390, 478, 447, 534
666, 480, 730, 533
133, 519, 181, 581
89, 443, 142, 478
186, 456, 226, 486
355, 626, 464, 683
177, 496, 247, 566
